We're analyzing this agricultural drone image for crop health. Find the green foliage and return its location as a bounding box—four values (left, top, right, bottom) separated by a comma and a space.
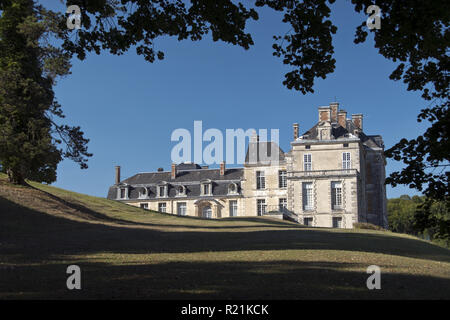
0, 0, 91, 184
388, 195, 450, 247
353, 222, 385, 231
388, 195, 424, 234
415, 199, 450, 247
58, 1, 448, 200
1, 0, 448, 198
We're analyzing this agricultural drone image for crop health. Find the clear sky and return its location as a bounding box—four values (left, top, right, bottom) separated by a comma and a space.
44, 1, 426, 199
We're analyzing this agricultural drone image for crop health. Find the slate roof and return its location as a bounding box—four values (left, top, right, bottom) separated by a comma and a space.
300, 120, 383, 149
107, 166, 243, 200
245, 141, 285, 164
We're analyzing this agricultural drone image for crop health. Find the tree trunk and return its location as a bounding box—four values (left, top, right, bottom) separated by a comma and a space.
6, 168, 25, 185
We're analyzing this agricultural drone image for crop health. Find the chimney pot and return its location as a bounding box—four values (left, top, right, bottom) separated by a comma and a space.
220, 161, 226, 176
330, 102, 339, 123
318, 106, 331, 122
293, 123, 299, 140
338, 110, 347, 128
352, 114, 363, 130
115, 166, 121, 185
171, 163, 177, 179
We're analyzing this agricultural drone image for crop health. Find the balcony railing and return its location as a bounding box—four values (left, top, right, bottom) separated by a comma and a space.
289, 169, 358, 179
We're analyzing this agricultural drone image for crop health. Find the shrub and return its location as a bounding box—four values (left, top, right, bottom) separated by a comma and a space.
353, 222, 385, 231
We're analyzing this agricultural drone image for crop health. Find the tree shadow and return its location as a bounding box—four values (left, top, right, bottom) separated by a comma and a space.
1, 195, 449, 265
25, 185, 302, 230
1, 259, 449, 299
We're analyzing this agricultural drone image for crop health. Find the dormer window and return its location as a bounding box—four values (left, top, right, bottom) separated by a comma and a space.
176, 185, 186, 197
117, 187, 128, 200
228, 183, 238, 195
318, 121, 332, 140
201, 180, 212, 196
157, 182, 168, 198
139, 187, 148, 199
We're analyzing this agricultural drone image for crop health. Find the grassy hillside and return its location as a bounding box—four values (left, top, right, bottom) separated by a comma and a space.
0, 173, 449, 299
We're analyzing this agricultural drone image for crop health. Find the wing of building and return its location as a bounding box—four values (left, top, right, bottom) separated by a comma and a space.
107, 102, 388, 228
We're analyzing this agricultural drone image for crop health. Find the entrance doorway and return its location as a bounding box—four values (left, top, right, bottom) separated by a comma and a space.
202, 206, 212, 219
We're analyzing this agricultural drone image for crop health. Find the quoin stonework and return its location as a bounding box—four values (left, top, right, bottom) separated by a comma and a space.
107, 103, 388, 228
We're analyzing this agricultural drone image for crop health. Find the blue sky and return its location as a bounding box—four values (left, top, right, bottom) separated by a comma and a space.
44, 1, 427, 199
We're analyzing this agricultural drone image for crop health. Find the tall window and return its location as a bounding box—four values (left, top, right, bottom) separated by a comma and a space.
202, 183, 211, 196
229, 200, 238, 217
332, 217, 342, 228
304, 154, 312, 171
278, 170, 287, 188
331, 181, 343, 209
257, 199, 266, 216
119, 188, 126, 199
158, 185, 166, 197
256, 171, 265, 189
279, 198, 287, 211
158, 202, 166, 213
302, 182, 313, 211
177, 202, 187, 216
202, 206, 212, 219
342, 152, 351, 170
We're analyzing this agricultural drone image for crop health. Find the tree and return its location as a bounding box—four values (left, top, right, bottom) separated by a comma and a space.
1, 0, 448, 212
0, 0, 91, 184
387, 195, 422, 235
415, 199, 450, 246
60, 0, 448, 236
60, 1, 448, 188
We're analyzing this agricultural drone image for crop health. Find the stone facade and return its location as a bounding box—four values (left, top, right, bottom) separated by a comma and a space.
107, 102, 388, 229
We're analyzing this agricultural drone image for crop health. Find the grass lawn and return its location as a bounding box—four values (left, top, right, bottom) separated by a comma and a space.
0, 173, 449, 299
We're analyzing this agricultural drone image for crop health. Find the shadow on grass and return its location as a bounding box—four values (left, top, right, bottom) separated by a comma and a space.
28, 185, 301, 229
1, 259, 449, 299
1, 195, 449, 265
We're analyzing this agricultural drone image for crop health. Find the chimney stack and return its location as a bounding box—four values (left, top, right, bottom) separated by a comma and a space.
171, 163, 177, 179
352, 114, 363, 130
338, 110, 347, 128
293, 123, 299, 140
330, 102, 339, 123
318, 107, 331, 122
220, 161, 226, 176
115, 166, 121, 185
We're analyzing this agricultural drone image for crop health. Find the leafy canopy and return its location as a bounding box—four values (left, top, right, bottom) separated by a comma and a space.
0, 0, 91, 184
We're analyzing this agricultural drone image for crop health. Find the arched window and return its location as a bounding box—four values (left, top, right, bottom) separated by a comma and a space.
228, 183, 238, 195
176, 185, 186, 197
139, 187, 147, 199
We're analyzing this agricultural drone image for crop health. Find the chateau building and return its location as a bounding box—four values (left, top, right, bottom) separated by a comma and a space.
107, 103, 388, 228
